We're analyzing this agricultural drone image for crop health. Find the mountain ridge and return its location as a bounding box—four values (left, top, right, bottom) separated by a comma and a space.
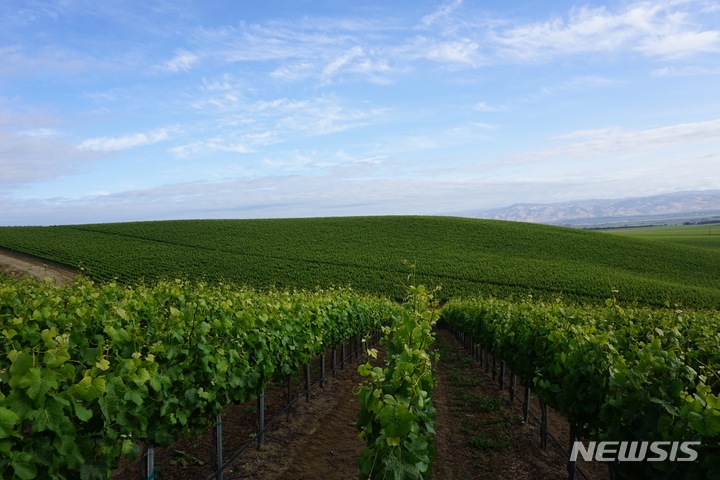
459, 190, 720, 227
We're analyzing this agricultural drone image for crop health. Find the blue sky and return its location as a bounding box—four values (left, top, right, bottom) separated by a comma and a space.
1, 0, 719, 225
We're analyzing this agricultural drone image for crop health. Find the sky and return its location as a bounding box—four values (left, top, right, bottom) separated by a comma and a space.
1, 0, 720, 226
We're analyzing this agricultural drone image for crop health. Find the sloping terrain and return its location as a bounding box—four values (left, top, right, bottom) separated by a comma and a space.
1, 216, 719, 307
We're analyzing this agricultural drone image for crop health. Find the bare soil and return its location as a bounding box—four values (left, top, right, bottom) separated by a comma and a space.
0, 248, 77, 285
431, 329, 611, 480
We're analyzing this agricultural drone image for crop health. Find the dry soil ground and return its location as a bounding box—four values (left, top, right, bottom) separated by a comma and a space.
0, 248, 76, 285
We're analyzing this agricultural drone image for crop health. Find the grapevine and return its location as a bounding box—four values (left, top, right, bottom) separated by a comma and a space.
0, 275, 399, 479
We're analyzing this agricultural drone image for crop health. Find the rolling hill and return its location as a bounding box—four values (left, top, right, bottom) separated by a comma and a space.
1, 216, 719, 307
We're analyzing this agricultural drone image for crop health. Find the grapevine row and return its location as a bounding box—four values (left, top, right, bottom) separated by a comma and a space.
440, 297, 720, 479
0, 275, 400, 479
357, 284, 439, 479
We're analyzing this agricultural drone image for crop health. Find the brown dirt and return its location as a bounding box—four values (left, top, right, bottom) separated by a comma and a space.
431, 328, 611, 480
0, 248, 77, 285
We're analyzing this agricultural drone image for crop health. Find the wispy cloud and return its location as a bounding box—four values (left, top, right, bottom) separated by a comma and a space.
0, 129, 104, 187
186, 78, 388, 145
523, 118, 720, 161
651, 65, 720, 76
490, 2, 720, 61
0, 45, 96, 78
78, 128, 173, 151
170, 137, 252, 159
474, 101, 507, 112
162, 49, 200, 72
421, 0, 463, 27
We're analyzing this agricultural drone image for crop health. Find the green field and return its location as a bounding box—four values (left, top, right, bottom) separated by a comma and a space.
2, 216, 720, 307
603, 222, 720, 250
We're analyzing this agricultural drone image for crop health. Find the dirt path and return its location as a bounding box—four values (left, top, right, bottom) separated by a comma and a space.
231, 350, 382, 480
0, 248, 77, 285
431, 328, 610, 480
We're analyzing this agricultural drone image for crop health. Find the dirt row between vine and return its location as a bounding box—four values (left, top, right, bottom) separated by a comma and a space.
0, 248, 77, 285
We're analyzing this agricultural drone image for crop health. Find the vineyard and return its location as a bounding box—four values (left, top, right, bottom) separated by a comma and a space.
1, 216, 720, 479
1, 217, 720, 307
440, 297, 720, 479
0, 275, 400, 479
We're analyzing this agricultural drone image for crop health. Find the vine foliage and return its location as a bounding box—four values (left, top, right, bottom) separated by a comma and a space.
357, 283, 439, 479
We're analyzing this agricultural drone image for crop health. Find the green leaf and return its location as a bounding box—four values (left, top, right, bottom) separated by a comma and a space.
95, 358, 110, 371
72, 376, 106, 401
19, 368, 58, 402
687, 411, 720, 436
133, 367, 151, 386
0, 407, 20, 439
44, 350, 71, 368
31, 396, 67, 432
73, 402, 93, 422
54, 433, 76, 456
121, 438, 136, 456
378, 403, 413, 439
11, 452, 37, 480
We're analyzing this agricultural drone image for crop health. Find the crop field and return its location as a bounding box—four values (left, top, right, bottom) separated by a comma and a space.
604, 222, 720, 251
1, 216, 720, 308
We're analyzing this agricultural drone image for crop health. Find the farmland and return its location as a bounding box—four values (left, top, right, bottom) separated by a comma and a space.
603, 222, 720, 251
1, 215, 720, 479
1, 216, 720, 307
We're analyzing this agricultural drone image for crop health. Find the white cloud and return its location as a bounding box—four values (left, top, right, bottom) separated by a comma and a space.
489, 2, 720, 62
521, 118, 720, 161
421, 0, 463, 27
322, 46, 365, 78
425, 38, 481, 65
170, 137, 252, 159
78, 128, 172, 151
474, 101, 507, 112
0, 45, 96, 78
0, 129, 105, 187
162, 49, 200, 72
651, 65, 720, 76
637, 30, 720, 58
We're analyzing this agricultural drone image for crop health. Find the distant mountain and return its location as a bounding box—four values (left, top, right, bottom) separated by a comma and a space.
460, 190, 720, 227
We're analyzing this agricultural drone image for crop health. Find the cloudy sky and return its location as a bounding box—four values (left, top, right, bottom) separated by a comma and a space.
1, 0, 719, 225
